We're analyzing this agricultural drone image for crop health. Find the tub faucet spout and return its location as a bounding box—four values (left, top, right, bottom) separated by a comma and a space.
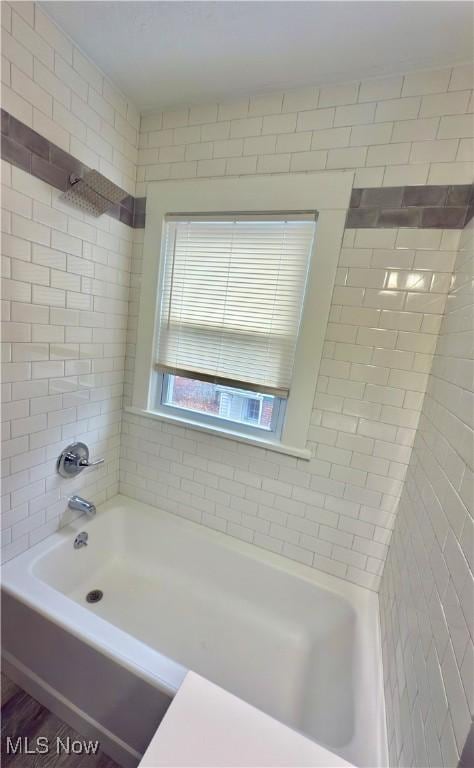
68, 495, 96, 518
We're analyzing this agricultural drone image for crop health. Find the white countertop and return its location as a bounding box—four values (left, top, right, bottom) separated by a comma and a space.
139, 671, 353, 767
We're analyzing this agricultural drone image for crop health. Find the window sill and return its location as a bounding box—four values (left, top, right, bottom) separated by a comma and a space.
124, 406, 312, 460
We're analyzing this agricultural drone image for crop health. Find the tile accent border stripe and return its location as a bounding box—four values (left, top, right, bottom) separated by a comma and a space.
1, 109, 472, 230
348, 183, 473, 228
0, 109, 146, 229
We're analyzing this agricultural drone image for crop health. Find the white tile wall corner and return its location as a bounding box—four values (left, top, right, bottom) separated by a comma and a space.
1, 1, 139, 562
137, 62, 473, 193
1, 1, 139, 195
121, 226, 461, 591
1, 159, 134, 562
379, 221, 474, 767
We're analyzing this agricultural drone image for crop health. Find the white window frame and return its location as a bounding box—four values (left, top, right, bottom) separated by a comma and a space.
129, 172, 353, 460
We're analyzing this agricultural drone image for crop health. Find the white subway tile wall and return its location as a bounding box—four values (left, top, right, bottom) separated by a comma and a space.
122, 226, 460, 591
1, 161, 134, 562
1, 1, 137, 562
125, 61, 473, 592
1, 2, 139, 195
137, 63, 473, 193
379, 222, 474, 767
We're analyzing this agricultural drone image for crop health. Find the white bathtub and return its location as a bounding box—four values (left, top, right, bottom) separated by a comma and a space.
1, 495, 387, 767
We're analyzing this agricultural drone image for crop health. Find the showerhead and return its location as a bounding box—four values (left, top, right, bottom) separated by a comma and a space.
60, 169, 127, 217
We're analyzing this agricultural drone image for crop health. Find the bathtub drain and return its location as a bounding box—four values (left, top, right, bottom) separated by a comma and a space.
86, 589, 103, 603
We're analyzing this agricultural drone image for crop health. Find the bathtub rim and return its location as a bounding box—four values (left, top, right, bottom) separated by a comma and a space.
2, 503, 188, 697
1, 493, 388, 766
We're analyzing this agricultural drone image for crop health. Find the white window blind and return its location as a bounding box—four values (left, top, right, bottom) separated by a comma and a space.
155, 214, 316, 397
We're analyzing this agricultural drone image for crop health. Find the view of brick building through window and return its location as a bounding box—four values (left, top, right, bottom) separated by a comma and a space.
165, 376, 274, 429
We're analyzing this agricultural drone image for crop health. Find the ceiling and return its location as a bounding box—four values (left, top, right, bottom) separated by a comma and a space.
42, 1, 473, 113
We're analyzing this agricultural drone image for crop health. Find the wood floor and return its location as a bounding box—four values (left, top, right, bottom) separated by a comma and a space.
1, 673, 121, 768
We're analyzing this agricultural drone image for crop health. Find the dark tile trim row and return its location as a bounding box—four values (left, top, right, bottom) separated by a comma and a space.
1, 109, 146, 229
2, 108, 472, 230
348, 184, 474, 228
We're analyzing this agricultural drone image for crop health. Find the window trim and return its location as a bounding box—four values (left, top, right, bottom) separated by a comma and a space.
132, 173, 353, 459
124, 404, 313, 460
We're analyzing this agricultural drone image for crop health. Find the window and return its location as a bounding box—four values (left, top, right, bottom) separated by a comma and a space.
245, 398, 261, 423
152, 214, 316, 438
160, 374, 282, 436
131, 173, 351, 457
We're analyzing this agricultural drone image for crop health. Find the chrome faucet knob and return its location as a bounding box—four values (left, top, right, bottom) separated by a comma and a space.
57, 442, 104, 478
